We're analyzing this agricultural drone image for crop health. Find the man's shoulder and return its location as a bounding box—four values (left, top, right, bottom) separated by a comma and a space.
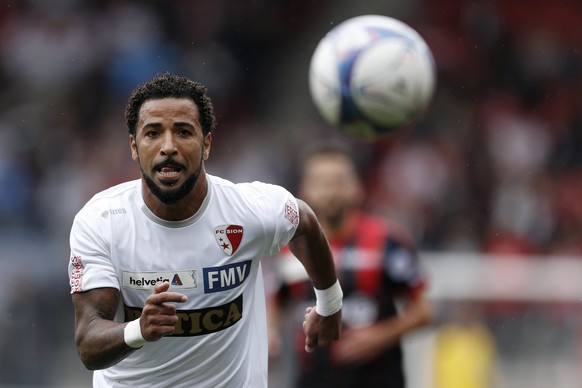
76, 180, 138, 219
208, 174, 289, 199
353, 212, 390, 236
356, 212, 415, 246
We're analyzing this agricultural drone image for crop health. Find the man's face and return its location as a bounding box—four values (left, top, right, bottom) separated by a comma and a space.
300, 153, 363, 228
130, 97, 212, 204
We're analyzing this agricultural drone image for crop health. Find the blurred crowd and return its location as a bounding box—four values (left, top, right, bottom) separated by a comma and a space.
364, 0, 582, 257
0, 0, 581, 385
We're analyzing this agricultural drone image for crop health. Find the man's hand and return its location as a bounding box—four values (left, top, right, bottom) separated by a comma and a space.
139, 281, 187, 342
302, 306, 342, 353
331, 325, 396, 365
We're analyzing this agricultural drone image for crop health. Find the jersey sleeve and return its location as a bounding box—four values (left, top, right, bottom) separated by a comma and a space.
68, 210, 119, 294
259, 183, 300, 256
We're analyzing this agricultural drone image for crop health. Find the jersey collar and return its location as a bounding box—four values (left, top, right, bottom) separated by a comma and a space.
135, 178, 212, 228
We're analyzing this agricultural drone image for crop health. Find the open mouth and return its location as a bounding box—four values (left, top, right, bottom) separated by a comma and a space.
154, 161, 185, 183
158, 166, 181, 178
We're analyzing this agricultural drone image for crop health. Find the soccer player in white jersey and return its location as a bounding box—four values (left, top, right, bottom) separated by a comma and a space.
68, 73, 343, 387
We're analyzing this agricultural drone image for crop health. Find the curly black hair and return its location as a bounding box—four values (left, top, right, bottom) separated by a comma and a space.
125, 73, 217, 137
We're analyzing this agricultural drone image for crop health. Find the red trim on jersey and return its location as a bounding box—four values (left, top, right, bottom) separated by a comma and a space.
350, 213, 387, 297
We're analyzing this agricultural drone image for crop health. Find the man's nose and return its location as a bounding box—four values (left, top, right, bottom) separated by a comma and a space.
160, 132, 178, 156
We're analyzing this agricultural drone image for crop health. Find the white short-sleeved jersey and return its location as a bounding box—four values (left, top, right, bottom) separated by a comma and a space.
68, 174, 300, 387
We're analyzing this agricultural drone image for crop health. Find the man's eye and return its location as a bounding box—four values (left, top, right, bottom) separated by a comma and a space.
179, 129, 192, 136
145, 131, 159, 138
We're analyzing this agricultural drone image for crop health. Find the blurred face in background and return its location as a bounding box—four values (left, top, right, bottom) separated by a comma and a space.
300, 152, 363, 231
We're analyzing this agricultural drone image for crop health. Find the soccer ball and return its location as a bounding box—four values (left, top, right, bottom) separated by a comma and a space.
308, 15, 436, 140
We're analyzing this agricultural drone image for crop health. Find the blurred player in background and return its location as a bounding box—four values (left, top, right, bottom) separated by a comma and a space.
67, 73, 342, 387
267, 141, 433, 388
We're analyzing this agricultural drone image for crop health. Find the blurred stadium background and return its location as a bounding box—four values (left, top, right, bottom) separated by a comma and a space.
1, 0, 581, 387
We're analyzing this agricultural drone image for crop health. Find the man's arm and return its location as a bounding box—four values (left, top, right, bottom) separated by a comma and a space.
287, 199, 342, 352
72, 281, 187, 370
72, 287, 133, 370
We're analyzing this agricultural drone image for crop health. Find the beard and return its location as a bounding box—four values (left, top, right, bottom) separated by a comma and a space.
141, 157, 203, 205
321, 208, 348, 231
313, 201, 354, 232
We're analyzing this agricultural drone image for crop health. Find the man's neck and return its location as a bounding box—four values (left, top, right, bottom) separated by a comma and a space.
141, 174, 208, 221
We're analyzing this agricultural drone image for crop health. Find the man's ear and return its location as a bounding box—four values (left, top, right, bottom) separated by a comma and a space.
203, 132, 212, 160
129, 135, 139, 161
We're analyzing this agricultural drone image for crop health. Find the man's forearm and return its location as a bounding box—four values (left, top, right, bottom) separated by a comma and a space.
76, 317, 137, 370
73, 288, 137, 370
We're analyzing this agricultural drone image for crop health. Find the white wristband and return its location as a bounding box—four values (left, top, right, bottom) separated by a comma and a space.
124, 318, 146, 349
314, 279, 343, 317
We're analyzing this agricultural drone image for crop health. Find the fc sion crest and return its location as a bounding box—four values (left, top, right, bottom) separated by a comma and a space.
214, 224, 244, 255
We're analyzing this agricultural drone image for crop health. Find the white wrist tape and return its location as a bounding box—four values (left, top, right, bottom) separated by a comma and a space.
314, 279, 343, 316
124, 318, 146, 348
